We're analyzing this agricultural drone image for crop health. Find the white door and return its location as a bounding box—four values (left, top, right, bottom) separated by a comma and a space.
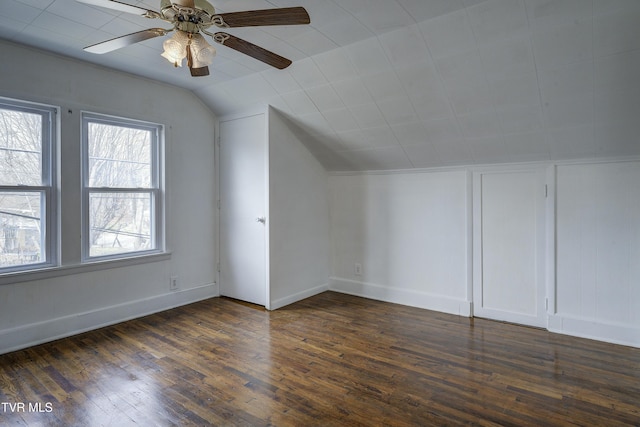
219, 114, 267, 306
473, 169, 546, 327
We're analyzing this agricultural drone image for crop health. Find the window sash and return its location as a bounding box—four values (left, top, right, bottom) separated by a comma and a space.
81, 112, 163, 262
0, 98, 57, 274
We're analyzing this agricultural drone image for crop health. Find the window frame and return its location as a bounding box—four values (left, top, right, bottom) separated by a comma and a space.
81, 112, 164, 262
0, 97, 58, 274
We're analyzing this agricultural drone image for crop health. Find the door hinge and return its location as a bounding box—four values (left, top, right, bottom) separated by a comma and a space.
217, 262, 220, 272
545, 298, 549, 311
217, 200, 220, 209
544, 184, 548, 198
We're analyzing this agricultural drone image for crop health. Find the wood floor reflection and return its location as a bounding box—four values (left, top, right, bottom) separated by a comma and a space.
1, 292, 639, 426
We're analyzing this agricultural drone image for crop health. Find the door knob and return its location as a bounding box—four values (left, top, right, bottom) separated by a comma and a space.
256, 217, 266, 224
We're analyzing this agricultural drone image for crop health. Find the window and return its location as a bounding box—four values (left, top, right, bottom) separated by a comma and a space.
0, 98, 57, 273
82, 113, 163, 260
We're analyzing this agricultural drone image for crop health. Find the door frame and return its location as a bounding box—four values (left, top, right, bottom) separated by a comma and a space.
472, 166, 548, 328
216, 108, 271, 309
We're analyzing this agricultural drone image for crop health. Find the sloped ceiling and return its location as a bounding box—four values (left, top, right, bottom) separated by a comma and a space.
1, 0, 639, 171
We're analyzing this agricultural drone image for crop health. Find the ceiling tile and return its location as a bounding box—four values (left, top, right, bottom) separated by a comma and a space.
346, 37, 392, 76
467, 135, 511, 163
411, 92, 452, 122
457, 111, 502, 139
594, 121, 640, 157
396, 0, 466, 23
340, 146, 411, 170
419, 9, 475, 59
0, 15, 28, 39
260, 68, 301, 94
479, 36, 536, 82
322, 107, 360, 133
466, 0, 529, 46
538, 60, 593, 104
288, 57, 327, 88
15, 0, 54, 8
281, 90, 319, 116
525, 0, 593, 31
421, 118, 462, 145
361, 71, 405, 102
335, 129, 370, 150
403, 143, 442, 168
376, 96, 418, 126
313, 48, 357, 82
222, 74, 277, 102
542, 92, 594, 130
47, 0, 115, 29
2, 0, 42, 24
594, 51, 640, 96
379, 24, 430, 66
349, 103, 385, 129
593, 4, 640, 58
296, 111, 332, 135
488, 72, 540, 109
532, 18, 593, 70
497, 104, 543, 135
547, 125, 596, 159
287, 28, 339, 57
316, 13, 373, 47
351, 0, 414, 33
305, 84, 344, 111
593, 89, 640, 125
504, 131, 550, 161
331, 77, 374, 107
391, 121, 427, 147
429, 138, 474, 165
361, 126, 400, 148
395, 61, 442, 99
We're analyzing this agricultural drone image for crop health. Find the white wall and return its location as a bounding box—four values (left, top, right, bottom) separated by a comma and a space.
551, 160, 640, 346
0, 40, 217, 354
328, 160, 639, 348
328, 170, 471, 316
268, 108, 330, 309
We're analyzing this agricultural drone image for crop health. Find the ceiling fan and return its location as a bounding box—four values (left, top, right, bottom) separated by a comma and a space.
77, 0, 311, 76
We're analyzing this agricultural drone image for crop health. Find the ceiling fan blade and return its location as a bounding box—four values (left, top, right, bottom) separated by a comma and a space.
84, 28, 169, 54
76, 0, 158, 17
215, 7, 310, 28
214, 32, 292, 69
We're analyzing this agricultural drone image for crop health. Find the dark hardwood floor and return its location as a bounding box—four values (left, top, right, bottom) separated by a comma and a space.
1, 291, 638, 426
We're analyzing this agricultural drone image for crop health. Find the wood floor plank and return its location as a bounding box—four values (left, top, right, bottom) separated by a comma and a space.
1, 291, 639, 426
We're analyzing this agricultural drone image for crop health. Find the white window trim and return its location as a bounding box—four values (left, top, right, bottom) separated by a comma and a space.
81, 111, 165, 263
0, 97, 58, 274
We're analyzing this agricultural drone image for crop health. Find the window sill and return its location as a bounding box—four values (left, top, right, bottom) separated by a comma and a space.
0, 252, 172, 286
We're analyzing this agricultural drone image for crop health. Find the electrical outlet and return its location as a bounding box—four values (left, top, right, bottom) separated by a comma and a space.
354, 263, 362, 276
170, 275, 179, 291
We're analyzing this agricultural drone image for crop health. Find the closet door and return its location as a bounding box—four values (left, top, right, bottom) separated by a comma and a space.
473, 169, 547, 327
219, 114, 268, 306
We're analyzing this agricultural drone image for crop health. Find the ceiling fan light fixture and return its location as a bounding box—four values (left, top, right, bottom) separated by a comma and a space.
189, 33, 216, 68
161, 30, 189, 66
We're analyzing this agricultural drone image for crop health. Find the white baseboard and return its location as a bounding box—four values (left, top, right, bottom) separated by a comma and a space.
0, 283, 219, 355
548, 314, 640, 349
329, 277, 472, 317
270, 283, 329, 310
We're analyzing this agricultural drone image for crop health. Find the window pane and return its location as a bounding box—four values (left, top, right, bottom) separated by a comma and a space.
89, 192, 152, 257
0, 192, 43, 268
0, 108, 42, 186
88, 123, 151, 188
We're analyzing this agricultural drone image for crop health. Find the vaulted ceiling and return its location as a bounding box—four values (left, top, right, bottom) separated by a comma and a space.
1, 0, 639, 171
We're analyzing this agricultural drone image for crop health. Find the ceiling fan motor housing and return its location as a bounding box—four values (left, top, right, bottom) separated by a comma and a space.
160, 0, 216, 34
